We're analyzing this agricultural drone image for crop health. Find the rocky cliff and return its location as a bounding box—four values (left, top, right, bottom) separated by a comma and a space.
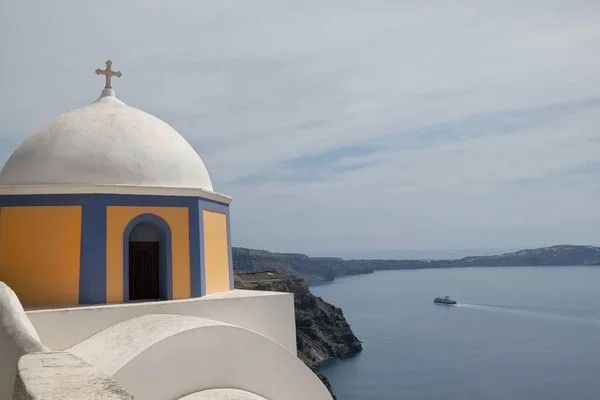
234, 270, 363, 365
234, 270, 363, 399
233, 244, 600, 282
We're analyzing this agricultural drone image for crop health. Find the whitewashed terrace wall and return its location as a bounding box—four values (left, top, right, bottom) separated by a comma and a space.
13, 352, 135, 400
67, 314, 331, 400
26, 290, 296, 354
0, 283, 48, 400
179, 388, 268, 399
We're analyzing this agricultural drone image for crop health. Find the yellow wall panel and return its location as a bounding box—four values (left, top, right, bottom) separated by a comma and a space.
0, 206, 82, 306
203, 210, 230, 295
106, 206, 190, 303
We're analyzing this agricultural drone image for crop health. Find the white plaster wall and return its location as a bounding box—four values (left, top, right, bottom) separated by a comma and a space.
179, 389, 268, 400
13, 352, 135, 400
68, 314, 224, 375
26, 290, 296, 354
65, 314, 331, 400
0, 283, 48, 400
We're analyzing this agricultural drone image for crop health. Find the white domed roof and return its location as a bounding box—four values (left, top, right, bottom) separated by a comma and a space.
0, 90, 213, 191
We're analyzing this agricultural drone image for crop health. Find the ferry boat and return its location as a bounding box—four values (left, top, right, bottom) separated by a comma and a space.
434, 295, 457, 305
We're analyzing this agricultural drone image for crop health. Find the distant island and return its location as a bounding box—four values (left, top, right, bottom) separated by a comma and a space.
233, 244, 600, 282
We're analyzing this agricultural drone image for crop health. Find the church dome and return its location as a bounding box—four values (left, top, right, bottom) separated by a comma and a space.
0, 90, 213, 191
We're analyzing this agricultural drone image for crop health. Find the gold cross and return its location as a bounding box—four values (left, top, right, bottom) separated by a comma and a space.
95, 60, 122, 89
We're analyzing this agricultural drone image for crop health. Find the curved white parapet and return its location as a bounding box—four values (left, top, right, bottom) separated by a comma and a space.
68, 314, 223, 375
0, 282, 49, 400
27, 290, 295, 354
179, 388, 268, 400
13, 352, 135, 400
68, 314, 332, 400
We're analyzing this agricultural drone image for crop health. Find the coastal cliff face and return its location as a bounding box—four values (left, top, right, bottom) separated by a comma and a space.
234, 270, 363, 399
233, 245, 600, 282
234, 270, 362, 366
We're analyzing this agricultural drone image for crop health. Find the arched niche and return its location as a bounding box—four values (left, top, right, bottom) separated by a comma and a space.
122, 214, 172, 302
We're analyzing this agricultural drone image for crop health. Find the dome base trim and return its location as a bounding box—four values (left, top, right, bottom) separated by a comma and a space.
0, 184, 232, 205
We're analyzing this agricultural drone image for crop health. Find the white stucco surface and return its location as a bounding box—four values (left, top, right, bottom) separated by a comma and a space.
0, 92, 213, 191
69, 313, 331, 400
1, 287, 331, 400
0, 283, 49, 400
179, 389, 268, 400
26, 290, 297, 354
13, 352, 136, 400
68, 314, 225, 375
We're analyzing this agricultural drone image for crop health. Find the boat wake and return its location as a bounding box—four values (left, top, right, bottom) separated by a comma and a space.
456, 303, 600, 326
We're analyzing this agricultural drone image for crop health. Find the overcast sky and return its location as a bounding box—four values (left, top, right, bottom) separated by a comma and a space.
1, 1, 600, 258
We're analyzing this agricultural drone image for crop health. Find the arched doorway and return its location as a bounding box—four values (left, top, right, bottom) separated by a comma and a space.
124, 215, 172, 302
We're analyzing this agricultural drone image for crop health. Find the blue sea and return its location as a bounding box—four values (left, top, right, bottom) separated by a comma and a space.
312, 267, 600, 400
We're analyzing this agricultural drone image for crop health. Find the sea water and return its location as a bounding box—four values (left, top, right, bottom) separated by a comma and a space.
312, 266, 600, 400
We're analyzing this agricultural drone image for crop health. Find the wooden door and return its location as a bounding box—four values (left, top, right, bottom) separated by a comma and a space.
129, 242, 159, 301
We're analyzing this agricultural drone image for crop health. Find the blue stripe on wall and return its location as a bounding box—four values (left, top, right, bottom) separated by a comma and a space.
199, 200, 230, 214
188, 202, 202, 297
198, 207, 206, 296
0, 193, 230, 304
226, 211, 234, 290
0, 193, 228, 208
79, 197, 107, 304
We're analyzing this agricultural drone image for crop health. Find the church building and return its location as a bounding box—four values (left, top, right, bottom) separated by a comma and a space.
0, 60, 233, 306
0, 61, 333, 400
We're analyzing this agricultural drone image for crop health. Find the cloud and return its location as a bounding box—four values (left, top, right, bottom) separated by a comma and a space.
233, 143, 382, 184
1, 0, 600, 256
